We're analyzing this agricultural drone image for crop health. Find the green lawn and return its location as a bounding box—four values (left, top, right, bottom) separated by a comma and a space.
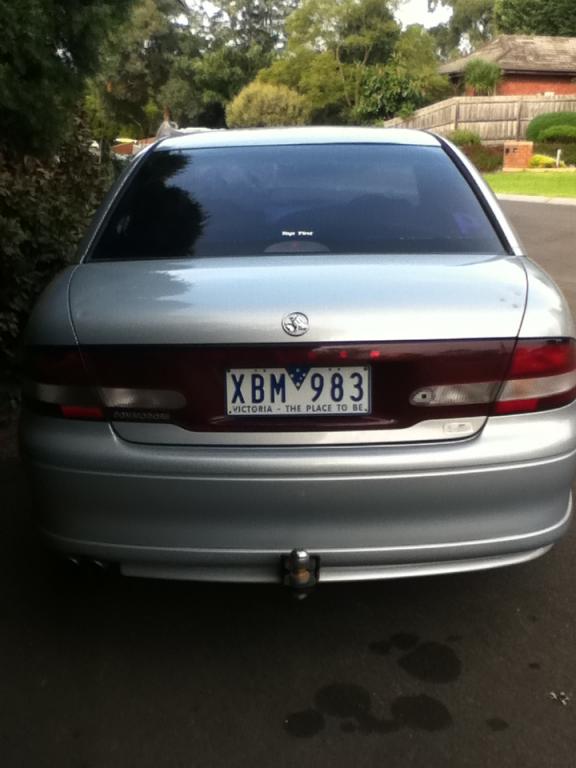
483, 172, 576, 198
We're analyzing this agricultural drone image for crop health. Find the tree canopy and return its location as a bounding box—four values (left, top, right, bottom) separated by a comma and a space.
429, 0, 576, 56
259, 0, 450, 124
494, 0, 576, 37
86, 0, 198, 139
0, 0, 134, 154
207, 0, 299, 51
4, 0, 576, 153
85, 0, 302, 138
428, 0, 495, 56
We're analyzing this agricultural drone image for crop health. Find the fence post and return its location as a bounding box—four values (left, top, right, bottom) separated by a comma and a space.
453, 100, 460, 131
515, 99, 522, 140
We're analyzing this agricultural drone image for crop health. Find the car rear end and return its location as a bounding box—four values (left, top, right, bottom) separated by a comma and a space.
19, 128, 576, 584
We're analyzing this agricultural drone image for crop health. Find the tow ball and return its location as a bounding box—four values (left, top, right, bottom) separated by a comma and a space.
282, 549, 319, 598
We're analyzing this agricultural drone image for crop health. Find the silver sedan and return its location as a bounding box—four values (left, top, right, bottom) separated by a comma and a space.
20, 127, 576, 589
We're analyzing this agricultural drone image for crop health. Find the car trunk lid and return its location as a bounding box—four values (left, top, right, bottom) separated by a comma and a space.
68, 254, 528, 444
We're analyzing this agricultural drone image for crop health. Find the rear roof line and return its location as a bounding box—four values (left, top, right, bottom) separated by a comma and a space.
157, 126, 441, 151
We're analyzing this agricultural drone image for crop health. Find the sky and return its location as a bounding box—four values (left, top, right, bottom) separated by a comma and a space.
186, 0, 452, 27
187, 0, 453, 32
395, 0, 452, 29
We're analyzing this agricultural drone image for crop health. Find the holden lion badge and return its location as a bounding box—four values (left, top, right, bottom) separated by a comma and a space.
282, 312, 309, 337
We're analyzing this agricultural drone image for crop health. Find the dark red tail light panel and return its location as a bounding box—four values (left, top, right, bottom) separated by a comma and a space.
79, 340, 516, 432
21, 347, 104, 420
23, 339, 576, 427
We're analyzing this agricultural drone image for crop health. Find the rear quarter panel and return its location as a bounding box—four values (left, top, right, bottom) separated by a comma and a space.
519, 258, 575, 338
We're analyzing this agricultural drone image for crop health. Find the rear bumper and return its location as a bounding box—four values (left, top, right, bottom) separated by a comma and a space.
20, 404, 576, 583
41, 536, 561, 583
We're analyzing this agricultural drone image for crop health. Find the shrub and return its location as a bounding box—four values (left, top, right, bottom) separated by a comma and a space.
529, 154, 557, 168
464, 59, 502, 95
396, 105, 416, 120
538, 125, 576, 143
358, 67, 424, 122
0, 119, 115, 392
535, 142, 576, 166
226, 82, 309, 128
526, 111, 576, 141
445, 129, 481, 146
460, 143, 503, 172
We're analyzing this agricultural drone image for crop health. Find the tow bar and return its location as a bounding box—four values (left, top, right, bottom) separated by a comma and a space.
282, 549, 319, 599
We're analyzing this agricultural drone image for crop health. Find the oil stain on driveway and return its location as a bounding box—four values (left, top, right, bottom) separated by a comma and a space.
285, 635, 472, 738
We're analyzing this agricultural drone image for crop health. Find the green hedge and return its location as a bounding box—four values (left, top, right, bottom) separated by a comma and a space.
526, 112, 576, 141
460, 143, 503, 172
445, 129, 481, 146
535, 142, 576, 166
538, 125, 576, 143
0, 121, 115, 399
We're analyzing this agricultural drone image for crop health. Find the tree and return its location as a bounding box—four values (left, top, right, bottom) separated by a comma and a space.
494, 0, 576, 36
464, 58, 501, 94
261, 14, 450, 124
226, 81, 309, 126
0, 0, 134, 155
430, 0, 576, 59
391, 25, 452, 104
358, 68, 424, 121
87, 0, 299, 134
286, 0, 400, 114
428, 0, 495, 56
259, 0, 401, 122
205, 0, 299, 51
260, 49, 349, 122
161, 42, 273, 128
86, 0, 198, 140
357, 26, 451, 121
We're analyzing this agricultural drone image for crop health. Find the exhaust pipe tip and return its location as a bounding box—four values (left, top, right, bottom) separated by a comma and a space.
64, 556, 113, 576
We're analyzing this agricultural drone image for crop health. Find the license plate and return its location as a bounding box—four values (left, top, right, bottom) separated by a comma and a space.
226, 366, 371, 416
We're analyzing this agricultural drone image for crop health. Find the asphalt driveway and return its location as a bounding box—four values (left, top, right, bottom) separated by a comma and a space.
0, 200, 575, 768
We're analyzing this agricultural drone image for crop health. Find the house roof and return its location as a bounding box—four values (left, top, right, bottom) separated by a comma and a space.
439, 35, 576, 76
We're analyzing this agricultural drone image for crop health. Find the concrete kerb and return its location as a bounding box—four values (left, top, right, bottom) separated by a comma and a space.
497, 194, 576, 206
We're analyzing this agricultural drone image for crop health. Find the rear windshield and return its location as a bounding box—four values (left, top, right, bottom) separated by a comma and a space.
90, 143, 506, 260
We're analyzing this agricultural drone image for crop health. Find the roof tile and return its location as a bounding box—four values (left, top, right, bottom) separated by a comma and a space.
439, 35, 576, 75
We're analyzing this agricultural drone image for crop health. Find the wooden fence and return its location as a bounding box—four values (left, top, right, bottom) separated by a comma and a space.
384, 95, 576, 142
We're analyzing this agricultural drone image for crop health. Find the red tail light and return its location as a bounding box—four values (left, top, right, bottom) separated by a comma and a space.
409, 339, 576, 417
59, 405, 105, 420
494, 339, 576, 415
22, 347, 183, 422
21, 347, 105, 420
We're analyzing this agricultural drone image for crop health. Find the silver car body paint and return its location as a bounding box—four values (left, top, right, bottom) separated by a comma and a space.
20, 127, 576, 583
68, 255, 528, 346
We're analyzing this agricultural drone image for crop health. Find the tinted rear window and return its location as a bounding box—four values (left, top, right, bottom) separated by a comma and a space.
90, 144, 506, 260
